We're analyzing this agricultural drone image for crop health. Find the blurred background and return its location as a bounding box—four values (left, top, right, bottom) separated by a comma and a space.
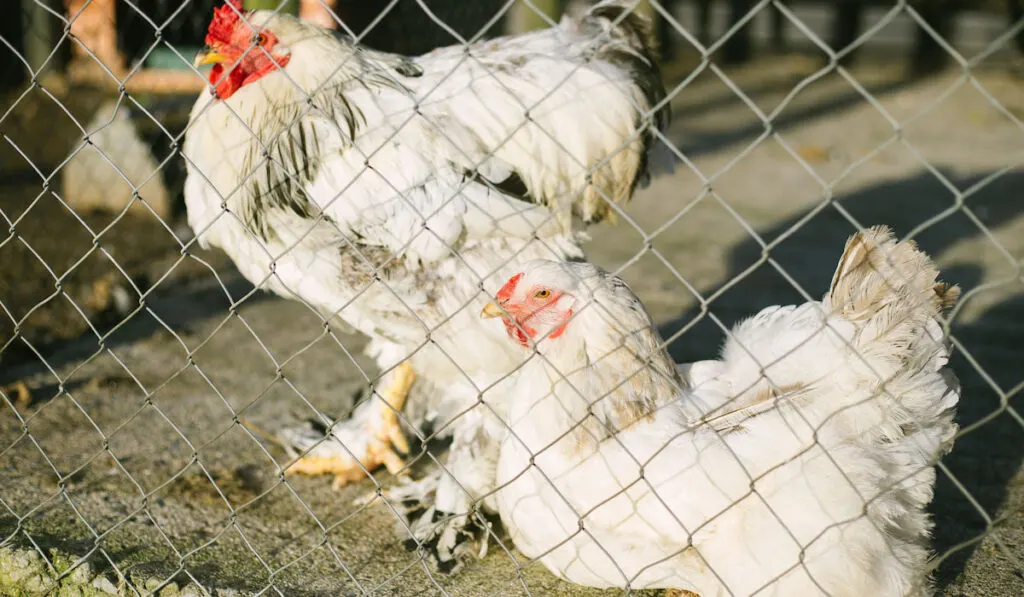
1, 2, 1022, 596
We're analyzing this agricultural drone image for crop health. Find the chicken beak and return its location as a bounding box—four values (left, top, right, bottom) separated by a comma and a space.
194, 46, 227, 68
480, 301, 504, 319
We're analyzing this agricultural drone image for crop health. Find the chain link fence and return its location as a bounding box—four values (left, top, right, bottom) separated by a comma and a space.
1, 1, 1022, 596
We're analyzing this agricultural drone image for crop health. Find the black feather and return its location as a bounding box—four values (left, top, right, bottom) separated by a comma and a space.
463, 168, 532, 203
241, 83, 370, 241
394, 58, 424, 78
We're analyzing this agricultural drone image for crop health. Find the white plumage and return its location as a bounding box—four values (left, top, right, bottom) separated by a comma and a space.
486, 227, 960, 596
182, 0, 667, 569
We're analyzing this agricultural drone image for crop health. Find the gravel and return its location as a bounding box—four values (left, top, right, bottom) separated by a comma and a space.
1, 55, 1022, 596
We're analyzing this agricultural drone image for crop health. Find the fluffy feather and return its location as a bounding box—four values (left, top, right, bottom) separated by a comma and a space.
492, 226, 960, 596
183, 0, 668, 571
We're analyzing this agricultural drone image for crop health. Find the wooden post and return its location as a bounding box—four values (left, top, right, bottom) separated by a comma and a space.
722, 0, 753, 64
769, 0, 786, 53
66, 0, 124, 75
832, 1, 864, 65
3, 0, 26, 88
696, 0, 713, 46
1012, 0, 1024, 55
300, 0, 339, 29
911, 0, 956, 76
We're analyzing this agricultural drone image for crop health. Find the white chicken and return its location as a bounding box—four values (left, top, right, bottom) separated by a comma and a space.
482, 226, 960, 596
182, 0, 667, 569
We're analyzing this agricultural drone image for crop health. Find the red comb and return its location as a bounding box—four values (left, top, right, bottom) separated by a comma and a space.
205, 0, 244, 46
496, 273, 524, 302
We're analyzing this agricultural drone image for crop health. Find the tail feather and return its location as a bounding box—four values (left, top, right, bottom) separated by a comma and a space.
712, 228, 959, 593
823, 225, 960, 435
826, 225, 960, 326
819, 227, 961, 591
824, 226, 961, 503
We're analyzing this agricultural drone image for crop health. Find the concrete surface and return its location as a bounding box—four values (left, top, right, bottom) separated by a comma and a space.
2, 55, 1023, 596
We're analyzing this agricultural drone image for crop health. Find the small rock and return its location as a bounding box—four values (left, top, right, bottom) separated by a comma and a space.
67, 561, 91, 584
23, 572, 53, 593
144, 577, 165, 591
91, 575, 119, 594
61, 99, 172, 222
0, 547, 40, 583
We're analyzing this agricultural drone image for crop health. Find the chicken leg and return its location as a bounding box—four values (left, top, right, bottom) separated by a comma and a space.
283, 362, 416, 488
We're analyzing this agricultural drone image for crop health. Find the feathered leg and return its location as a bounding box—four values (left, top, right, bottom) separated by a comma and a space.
389, 403, 505, 573
281, 361, 415, 488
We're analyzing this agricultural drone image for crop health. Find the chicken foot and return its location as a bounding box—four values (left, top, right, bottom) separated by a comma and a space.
386, 406, 503, 574
283, 361, 416, 488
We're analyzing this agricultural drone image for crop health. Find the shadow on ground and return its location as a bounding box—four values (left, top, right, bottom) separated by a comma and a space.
671, 69, 920, 159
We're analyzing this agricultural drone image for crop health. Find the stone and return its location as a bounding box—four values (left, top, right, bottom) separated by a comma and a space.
91, 576, 118, 595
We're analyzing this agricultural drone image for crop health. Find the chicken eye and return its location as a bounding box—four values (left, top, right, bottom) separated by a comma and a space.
535, 289, 551, 299
254, 33, 266, 45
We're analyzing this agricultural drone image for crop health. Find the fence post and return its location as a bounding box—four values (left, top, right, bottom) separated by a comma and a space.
832, 1, 864, 65
722, 0, 753, 64
911, 0, 956, 75
66, 0, 125, 76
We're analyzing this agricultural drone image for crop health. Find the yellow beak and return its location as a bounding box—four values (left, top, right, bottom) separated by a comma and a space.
480, 301, 504, 319
194, 47, 228, 68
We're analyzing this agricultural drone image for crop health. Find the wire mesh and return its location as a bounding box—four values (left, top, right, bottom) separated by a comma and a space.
1, 1, 1022, 596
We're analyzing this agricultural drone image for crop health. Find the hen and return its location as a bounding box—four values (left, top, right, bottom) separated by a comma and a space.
483, 226, 960, 596
182, 0, 667, 569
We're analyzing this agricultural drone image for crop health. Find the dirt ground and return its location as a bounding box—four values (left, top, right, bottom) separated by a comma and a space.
0, 84, 212, 366
1, 48, 1023, 597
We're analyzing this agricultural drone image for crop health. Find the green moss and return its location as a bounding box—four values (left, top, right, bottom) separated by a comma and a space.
0, 546, 123, 596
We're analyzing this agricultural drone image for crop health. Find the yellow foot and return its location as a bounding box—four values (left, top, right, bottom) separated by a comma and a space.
286, 362, 416, 489
286, 454, 372, 487
376, 360, 415, 459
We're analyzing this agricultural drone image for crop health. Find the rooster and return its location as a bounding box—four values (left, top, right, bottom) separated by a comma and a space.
482, 227, 959, 596
182, 0, 668, 570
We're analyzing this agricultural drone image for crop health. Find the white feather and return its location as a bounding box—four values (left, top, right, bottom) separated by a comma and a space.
183, 2, 665, 568
494, 228, 960, 596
